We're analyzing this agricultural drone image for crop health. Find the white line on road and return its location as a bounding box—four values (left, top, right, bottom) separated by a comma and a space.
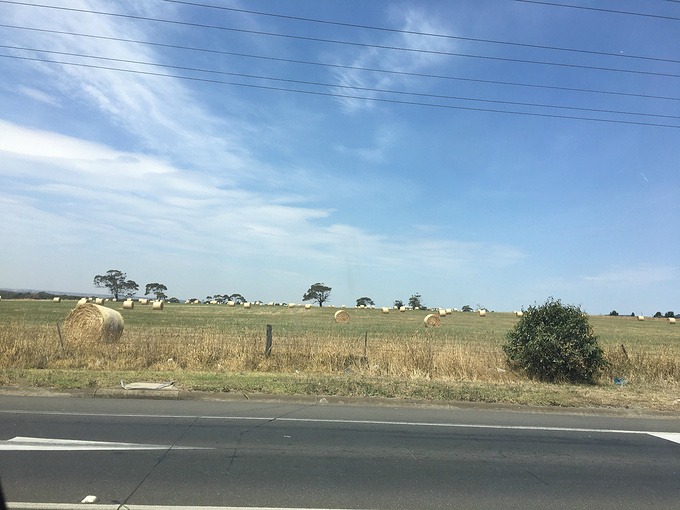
7, 504, 357, 510
0, 437, 211, 451
2, 410, 679, 445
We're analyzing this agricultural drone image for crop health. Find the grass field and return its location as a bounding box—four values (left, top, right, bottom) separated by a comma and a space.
1, 299, 679, 411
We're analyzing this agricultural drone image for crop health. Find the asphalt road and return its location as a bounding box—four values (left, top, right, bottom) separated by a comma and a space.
1, 394, 679, 509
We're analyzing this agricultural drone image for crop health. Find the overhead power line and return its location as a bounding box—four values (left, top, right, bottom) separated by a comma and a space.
5, 44, 678, 121
157, 0, 680, 66
1, 1, 678, 79
515, 0, 680, 21
2, 53, 679, 129
3, 24, 678, 103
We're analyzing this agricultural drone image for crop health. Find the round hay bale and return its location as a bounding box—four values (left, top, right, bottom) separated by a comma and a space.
123, 300, 134, 310
334, 310, 350, 323
305, 304, 312, 309
515, 311, 524, 317
445, 309, 452, 315
478, 309, 487, 317
438, 309, 447, 317
637, 315, 645, 321
227, 301, 235, 307
53, 297, 61, 303
381, 307, 389, 314
424, 313, 441, 327
139, 299, 149, 305
288, 303, 295, 308
399, 306, 406, 312
668, 317, 676, 324
64, 303, 124, 344
94, 298, 104, 305
77, 298, 87, 306
244, 302, 251, 309
152, 301, 164, 310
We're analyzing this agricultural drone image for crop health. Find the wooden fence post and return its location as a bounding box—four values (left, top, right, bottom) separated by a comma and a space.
265, 324, 273, 357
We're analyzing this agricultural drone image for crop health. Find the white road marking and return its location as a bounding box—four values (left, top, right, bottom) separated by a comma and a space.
1, 410, 679, 445
0, 436, 210, 451
646, 432, 680, 445
7, 504, 356, 510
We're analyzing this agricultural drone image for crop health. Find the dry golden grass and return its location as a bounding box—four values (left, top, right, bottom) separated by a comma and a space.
1, 302, 678, 410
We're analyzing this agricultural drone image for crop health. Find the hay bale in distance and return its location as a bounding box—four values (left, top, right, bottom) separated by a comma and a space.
305, 304, 312, 309
399, 306, 406, 312
438, 309, 447, 317
637, 315, 645, 321
123, 300, 134, 310
77, 298, 87, 306
53, 297, 61, 303
478, 309, 487, 317
244, 302, 251, 309
424, 313, 441, 328
668, 317, 676, 324
334, 310, 350, 323
139, 299, 149, 305
64, 303, 124, 344
152, 301, 164, 311
381, 307, 389, 314
94, 298, 104, 305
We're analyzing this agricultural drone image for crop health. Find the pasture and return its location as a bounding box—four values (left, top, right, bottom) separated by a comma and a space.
1, 300, 679, 410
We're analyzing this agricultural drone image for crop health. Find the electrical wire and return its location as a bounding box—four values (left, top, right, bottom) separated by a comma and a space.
1, 1, 677, 79
5, 44, 678, 121
514, 0, 680, 21
4, 44, 678, 121
3, 53, 679, 129
3, 24, 678, 103
156, 0, 680, 66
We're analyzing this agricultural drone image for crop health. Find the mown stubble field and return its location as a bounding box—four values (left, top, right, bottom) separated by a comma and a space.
1, 300, 679, 411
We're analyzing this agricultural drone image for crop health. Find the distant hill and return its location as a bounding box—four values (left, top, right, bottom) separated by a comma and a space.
0, 288, 106, 300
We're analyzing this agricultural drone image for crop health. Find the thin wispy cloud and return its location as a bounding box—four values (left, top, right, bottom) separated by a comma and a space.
1, 1, 677, 311
330, 6, 457, 112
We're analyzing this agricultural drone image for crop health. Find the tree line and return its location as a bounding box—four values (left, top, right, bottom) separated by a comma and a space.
93, 270, 169, 301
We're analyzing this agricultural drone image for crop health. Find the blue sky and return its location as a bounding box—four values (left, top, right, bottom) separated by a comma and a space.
0, 0, 678, 314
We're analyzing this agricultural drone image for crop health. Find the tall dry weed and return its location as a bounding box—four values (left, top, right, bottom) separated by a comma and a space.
1, 321, 677, 386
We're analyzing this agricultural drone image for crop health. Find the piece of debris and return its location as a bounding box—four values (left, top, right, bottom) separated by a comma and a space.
120, 380, 175, 390
614, 377, 628, 386
81, 495, 98, 503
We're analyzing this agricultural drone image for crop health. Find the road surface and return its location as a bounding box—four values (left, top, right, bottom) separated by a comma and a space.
1, 395, 679, 509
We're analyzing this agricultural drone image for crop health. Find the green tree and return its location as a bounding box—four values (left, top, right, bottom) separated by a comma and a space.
408, 293, 423, 309
609, 310, 619, 316
503, 298, 608, 383
356, 297, 375, 307
462, 305, 473, 312
666, 311, 675, 318
303, 283, 332, 307
229, 293, 247, 304
394, 299, 404, 309
145, 283, 168, 300
93, 270, 138, 300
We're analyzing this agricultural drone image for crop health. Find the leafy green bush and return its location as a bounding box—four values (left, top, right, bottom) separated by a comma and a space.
503, 298, 608, 383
